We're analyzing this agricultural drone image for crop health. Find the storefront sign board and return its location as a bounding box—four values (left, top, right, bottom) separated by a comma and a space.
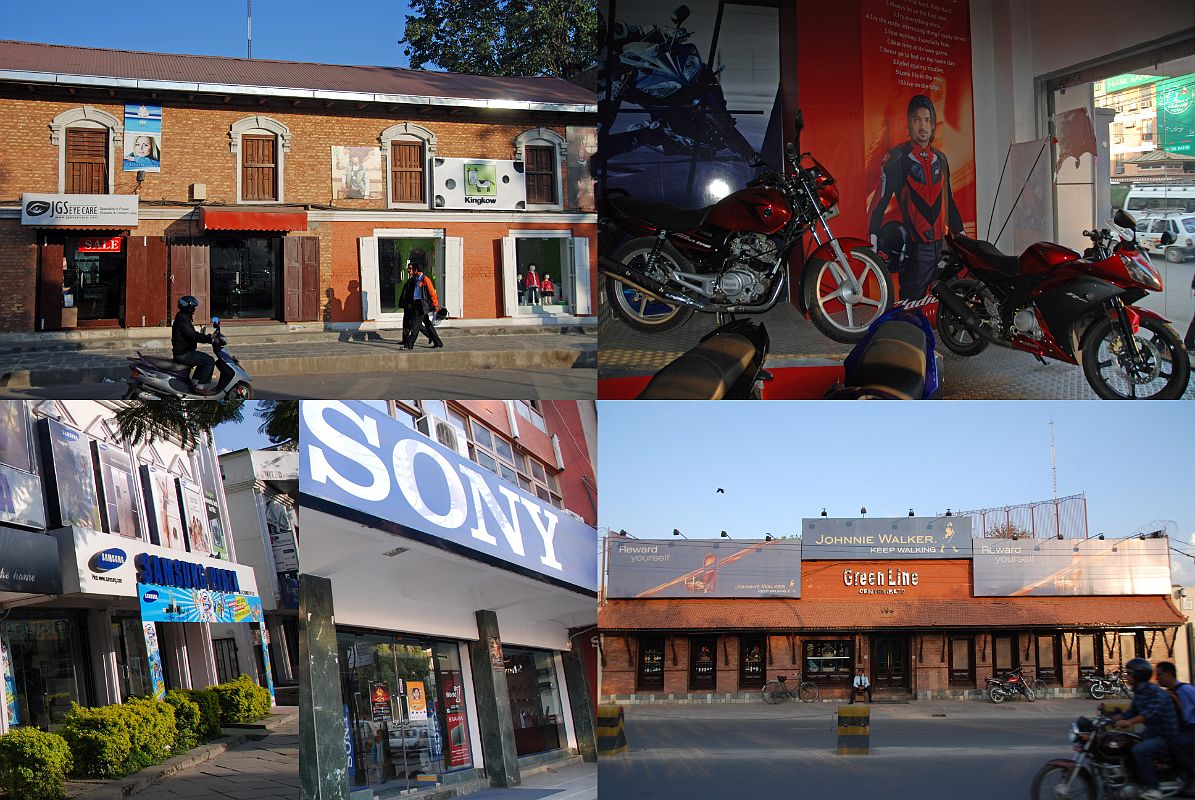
0, 525, 62, 594
406, 681, 427, 721
803, 559, 973, 599
21, 193, 138, 227
78, 236, 123, 253
801, 517, 973, 559
432, 158, 527, 210
973, 537, 1172, 596
606, 538, 802, 598
300, 401, 598, 593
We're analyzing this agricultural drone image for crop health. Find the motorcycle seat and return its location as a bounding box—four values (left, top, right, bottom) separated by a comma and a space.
845, 318, 927, 400
637, 332, 757, 400
953, 236, 1020, 276
141, 354, 192, 372
609, 196, 710, 231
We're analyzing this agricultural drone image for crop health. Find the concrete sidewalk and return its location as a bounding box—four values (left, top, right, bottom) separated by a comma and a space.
623, 697, 1113, 723
0, 329, 596, 389
360, 760, 596, 800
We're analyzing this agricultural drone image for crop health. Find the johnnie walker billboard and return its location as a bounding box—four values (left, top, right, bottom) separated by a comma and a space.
972, 537, 1172, 597
801, 517, 973, 559
606, 539, 802, 599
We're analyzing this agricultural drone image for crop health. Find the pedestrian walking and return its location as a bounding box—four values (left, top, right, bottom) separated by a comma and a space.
850, 667, 872, 704
399, 250, 444, 350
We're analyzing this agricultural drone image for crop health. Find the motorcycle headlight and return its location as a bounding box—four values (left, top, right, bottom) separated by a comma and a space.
642, 80, 682, 98
1123, 254, 1163, 291
683, 52, 702, 80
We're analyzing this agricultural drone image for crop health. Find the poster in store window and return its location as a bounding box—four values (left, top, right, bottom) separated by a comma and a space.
122, 104, 162, 172
331, 147, 383, 200
178, 478, 211, 556
406, 681, 428, 721
1, 637, 18, 727
95, 443, 144, 540
141, 465, 186, 551
44, 420, 102, 530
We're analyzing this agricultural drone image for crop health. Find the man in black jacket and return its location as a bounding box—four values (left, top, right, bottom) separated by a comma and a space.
399, 250, 444, 350
172, 295, 217, 395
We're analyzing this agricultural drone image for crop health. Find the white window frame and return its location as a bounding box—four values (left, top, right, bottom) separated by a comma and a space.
361, 228, 446, 323
379, 123, 436, 210
501, 228, 573, 315
514, 128, 566, 211
230, 116, 291, 204
51, 106, 123, 194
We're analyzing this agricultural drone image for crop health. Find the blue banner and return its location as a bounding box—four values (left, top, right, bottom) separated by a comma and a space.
260, 626, 276, 707
300, 401, 598, 593
138, 582, 263, 624
143, 622, 166, 700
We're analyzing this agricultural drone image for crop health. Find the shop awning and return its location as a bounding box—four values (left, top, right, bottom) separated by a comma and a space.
199, 206, 307, 232
598, 596, 1186, 632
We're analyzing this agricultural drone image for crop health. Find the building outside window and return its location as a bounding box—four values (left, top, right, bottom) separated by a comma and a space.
804, 640, 852, 686
504, 646, 566, 757
739, 635, 765, 689
637, 636, 664, 691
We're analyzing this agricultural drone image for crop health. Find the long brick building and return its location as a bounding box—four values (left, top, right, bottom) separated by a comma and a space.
0, 40, 596, 333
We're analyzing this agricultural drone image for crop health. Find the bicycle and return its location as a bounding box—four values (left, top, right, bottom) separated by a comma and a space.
762, 673, 819, 703
1024, 669, 1048, 698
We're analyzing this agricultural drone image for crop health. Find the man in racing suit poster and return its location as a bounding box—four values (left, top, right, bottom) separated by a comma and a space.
869, 95, 965, 302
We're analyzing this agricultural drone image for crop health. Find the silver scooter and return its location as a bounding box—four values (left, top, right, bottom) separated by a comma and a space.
123, 316, 254, 399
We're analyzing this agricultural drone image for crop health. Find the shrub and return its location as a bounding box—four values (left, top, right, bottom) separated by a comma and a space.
210, 675, 271, 725
0, 726, 72, 800
182, 689, 222, 741
121, 698, 176, 771
60, 704, 133, 779
164, 691, 201, 752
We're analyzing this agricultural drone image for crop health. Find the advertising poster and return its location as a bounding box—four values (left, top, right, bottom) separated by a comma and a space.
0, 464, 46, 530
1, 638, 18, 727
331, 146, 383, 200
95, 443, 144, 540
801, 516, 973, 559
137, 581, 264, 624
566, 126, 598, 211
972, 537, 1172, 597
0, 401, 33, 473
45, 420, 102, 530
445, 712, 470, 768
370, 681, 393, 722
260, 626, 276, 707
142, 621, 167, 700
143, 466, 186, 551
344, 704, 355, 779
406, 680, 428, 722
195, 443, 230, 559
1158, 74, 1195, 156
178, 478, 211, 556
860, 0, 977, 301
606, 539, 802, 598
122, 104, 162, 172
432, 158, 527, 210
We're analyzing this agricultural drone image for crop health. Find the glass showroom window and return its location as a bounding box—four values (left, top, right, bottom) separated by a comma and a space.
637, 636, 665, 691
804, 640, 853, 685
689, 635, 717, 691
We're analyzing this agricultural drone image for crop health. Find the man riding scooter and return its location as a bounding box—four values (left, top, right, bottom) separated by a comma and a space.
172, 295, 217, 396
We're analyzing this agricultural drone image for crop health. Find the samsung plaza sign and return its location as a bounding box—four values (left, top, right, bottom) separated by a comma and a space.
299, 401, 599, 593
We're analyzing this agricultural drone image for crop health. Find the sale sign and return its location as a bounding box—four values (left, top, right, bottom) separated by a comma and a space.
78, 236, 123, 253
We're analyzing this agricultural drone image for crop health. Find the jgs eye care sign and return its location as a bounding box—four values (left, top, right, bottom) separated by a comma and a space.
300, 401, 598, 593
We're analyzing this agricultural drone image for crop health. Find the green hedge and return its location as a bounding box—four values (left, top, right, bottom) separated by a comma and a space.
210, 675, 272, 725
121, 698, 175, 771
180, 688, 222, 741
0, 727, 72, 800
164, 691, 201, 752
60, 698, 177, 779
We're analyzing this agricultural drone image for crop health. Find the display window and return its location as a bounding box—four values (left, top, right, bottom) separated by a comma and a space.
1077, 633, 1104, 680
503, 646, 566, 757
1, 618, 88, 730
377, 237, 442, 318
804, 639, 852, 685
1036, 635, 1061, 685
949, 637, 975, 685
63, 236, 126, 324
992, 635, 1018, 674
514, 237, 567, 309
210, 237, 281, 320
689, 635, 717, 691
637, 635, 664, 691
739, 634, 764, 689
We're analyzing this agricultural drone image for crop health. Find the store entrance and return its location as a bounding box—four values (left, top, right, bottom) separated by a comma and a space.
1, 618, 88, 730
63, 235, 126, 326
870, 637, 909, 689
377, 237, 442, 320
514, 237, 567, 310
210, 237, 281, 319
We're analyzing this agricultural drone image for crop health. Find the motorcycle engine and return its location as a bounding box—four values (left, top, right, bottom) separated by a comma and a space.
718, 233, 776, 303
1011, 305, 1043, 340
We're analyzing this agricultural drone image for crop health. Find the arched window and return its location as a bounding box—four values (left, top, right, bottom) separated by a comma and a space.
514, 128, 566, 210
230, 116, 292, 203
380, 123, 436, 209
50, 106, 123, 194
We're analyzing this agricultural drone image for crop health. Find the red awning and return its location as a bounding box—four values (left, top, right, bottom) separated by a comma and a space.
200, 207, 307, 232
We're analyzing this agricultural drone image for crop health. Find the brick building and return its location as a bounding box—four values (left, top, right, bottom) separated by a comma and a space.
0, 40, 596, 333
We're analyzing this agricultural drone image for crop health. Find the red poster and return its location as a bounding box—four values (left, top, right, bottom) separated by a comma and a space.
78, 236, 123, 253
445, 712, 470, 768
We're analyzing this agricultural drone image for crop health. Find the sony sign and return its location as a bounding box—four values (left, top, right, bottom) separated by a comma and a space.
300, 401, 598, 593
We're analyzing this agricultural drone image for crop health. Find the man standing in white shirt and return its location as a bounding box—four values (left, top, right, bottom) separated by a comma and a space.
851, 667, 873, 704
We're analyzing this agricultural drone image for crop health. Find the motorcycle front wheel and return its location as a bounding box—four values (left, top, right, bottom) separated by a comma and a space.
604, 238, 695, 333
987, 686, 1007, 704
802, 247, 893, 343
935, 279, 991, 356
1031, 764, 1096, 800
1081, 314, 1190, 399
1088, 683, 1107, 700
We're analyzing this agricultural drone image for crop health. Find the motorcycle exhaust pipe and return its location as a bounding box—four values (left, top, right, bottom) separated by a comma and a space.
931, 284, 1007, 348
599, 256, 706, 311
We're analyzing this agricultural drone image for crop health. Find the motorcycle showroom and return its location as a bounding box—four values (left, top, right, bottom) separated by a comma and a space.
596, 0, 1193, 400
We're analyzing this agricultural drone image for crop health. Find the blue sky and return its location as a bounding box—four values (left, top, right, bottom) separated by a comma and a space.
212, 402, 273, 454
597, 401, 1195, 579
1, 0, 418, 67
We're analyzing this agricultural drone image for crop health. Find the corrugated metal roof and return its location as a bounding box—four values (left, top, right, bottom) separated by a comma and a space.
0, 40, 595, 107
599, 596, 1185, 631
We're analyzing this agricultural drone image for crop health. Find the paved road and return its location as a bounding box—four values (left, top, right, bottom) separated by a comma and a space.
0, 369, 595, 399
598, 700, 1105, 800
133, 717, 298, 799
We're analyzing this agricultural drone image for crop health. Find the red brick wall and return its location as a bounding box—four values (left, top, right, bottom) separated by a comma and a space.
542, 401, 596, 526
0, 221, 38, 331
454, 401, 557, 468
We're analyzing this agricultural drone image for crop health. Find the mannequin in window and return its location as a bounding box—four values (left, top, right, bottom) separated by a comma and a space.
540, 274, 555, 305
524, 265, 541, 306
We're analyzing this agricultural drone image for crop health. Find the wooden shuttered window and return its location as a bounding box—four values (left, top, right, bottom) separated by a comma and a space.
525, 144, 557, 205
390, 141, 425, 203
241, 134, 278, 201
66, 128, 108, 194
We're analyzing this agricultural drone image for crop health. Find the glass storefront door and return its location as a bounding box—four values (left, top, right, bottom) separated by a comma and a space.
210, 237, 280, 319
377, 237, 442, 318
514, 237, 567, 309
503, 646, 566, 757
1, 618, 88, 730
64, 236, 126, 323
112, 618, 152, 701
871, 637, 909, 689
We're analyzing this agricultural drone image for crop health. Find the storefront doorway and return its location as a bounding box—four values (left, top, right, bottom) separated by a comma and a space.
1, 618, 88, 730
503, 646, 566, 757
377, 236, 443, 319
871, 637, 909, 689
949, 637, 975, 686
514, 236, 568, 310
1036, 634, 1062, 685
64, 235, 126, 325
112, 617, 152, 701
210, 237, 281, 320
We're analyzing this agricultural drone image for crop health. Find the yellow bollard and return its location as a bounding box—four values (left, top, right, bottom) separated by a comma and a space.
837, 704, 870, 755
597, 704, 628, 756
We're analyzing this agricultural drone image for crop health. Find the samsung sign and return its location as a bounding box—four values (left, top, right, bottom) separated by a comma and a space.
21, 193, 138, 227
300, 401, 598, 593
89, 548, 127, 574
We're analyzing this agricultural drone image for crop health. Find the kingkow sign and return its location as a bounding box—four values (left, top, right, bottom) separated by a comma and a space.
299, 401, 598, 593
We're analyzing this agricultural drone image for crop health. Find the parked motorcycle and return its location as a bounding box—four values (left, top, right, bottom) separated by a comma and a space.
931, 209, 1190, 399
1031, 711, 1185, 800
601, 110, 893, 341
985, 667, 1035, 704
124, 317, 254, 399
1084, 670, 1133, 701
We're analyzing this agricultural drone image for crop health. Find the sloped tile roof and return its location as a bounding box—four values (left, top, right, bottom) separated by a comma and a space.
599, 596, 1185, 631
0, 40, 595, 107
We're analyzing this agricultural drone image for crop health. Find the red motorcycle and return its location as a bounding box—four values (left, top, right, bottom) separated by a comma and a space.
931, 209, 1190, 399
600, 111, 893, 343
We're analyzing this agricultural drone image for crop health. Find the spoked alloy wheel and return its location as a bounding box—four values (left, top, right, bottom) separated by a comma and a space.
1082, 315, 1190, 399
605, 238, 695, 333
802, 247, 893, 343
1031, 764, 1095, 800
987, 686, 1007, 704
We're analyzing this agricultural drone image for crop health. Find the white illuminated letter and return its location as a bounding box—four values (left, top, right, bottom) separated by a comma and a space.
520, 498, 563, 571
303, 401, 389, 502
459, 466, 526, 556
393, 438, 467, 529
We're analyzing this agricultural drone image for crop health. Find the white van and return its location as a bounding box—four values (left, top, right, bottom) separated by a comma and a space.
1122, 184, 1195, 214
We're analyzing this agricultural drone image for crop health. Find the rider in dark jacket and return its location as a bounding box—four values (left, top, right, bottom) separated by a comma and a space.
171, 295, 216, 395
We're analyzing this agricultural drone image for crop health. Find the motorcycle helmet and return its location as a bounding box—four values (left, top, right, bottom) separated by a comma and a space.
1125, 658, 1153, 684
178, 295, 200, 312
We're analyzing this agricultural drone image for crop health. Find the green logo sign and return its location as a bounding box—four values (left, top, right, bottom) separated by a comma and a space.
464, 163, 497, 197
1162, 85, 1192, 117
